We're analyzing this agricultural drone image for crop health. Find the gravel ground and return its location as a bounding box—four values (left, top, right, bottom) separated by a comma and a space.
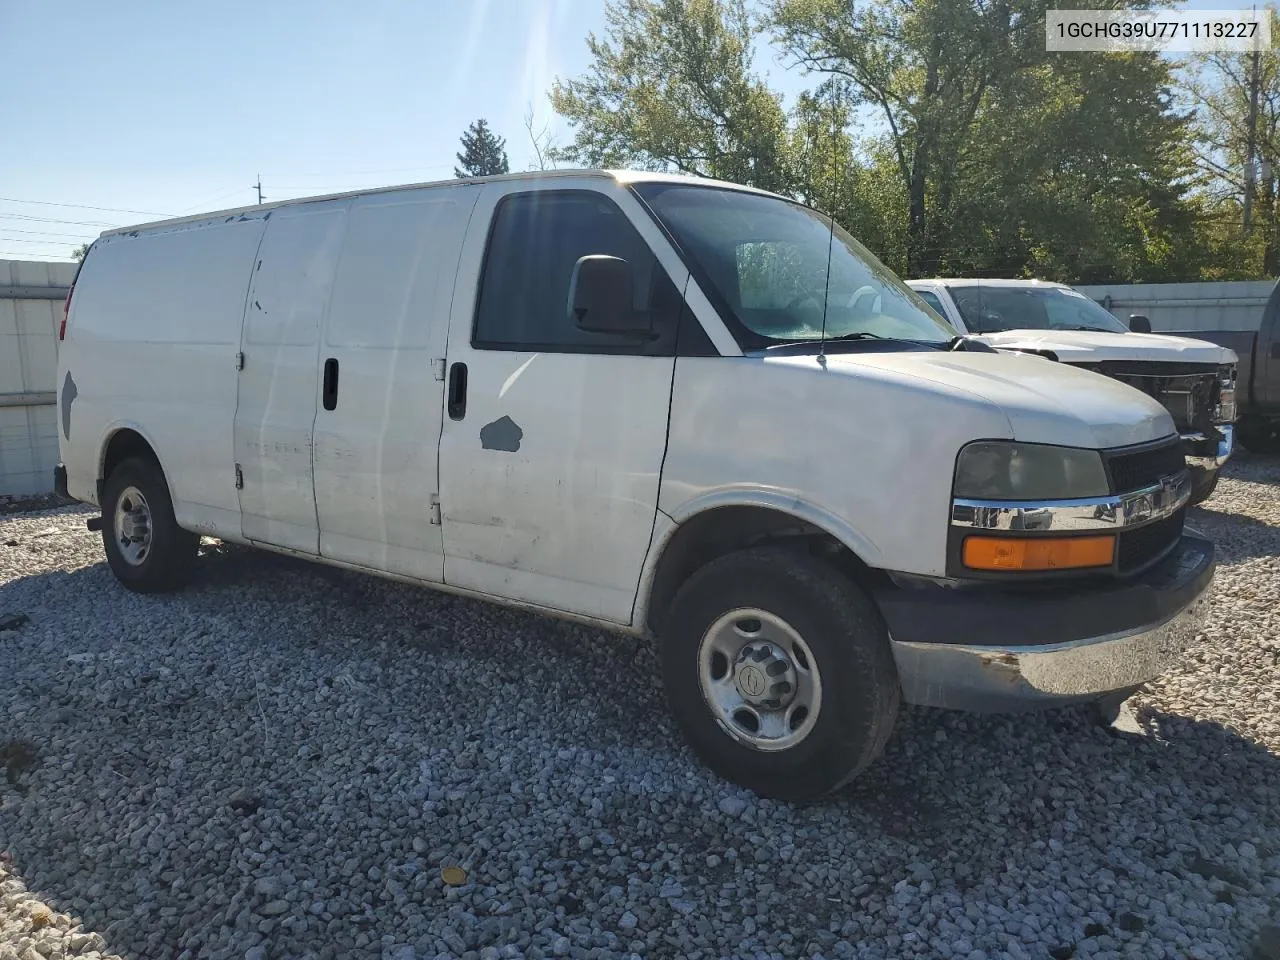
1, 456, 1278, 960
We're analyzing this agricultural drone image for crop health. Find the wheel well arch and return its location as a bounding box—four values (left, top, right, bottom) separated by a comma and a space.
641, 504, 886, 636
98, 428, 161, 496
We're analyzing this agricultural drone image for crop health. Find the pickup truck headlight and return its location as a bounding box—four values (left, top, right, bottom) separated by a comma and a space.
953, 441, 1110, 501
1214, 365, 1237, 423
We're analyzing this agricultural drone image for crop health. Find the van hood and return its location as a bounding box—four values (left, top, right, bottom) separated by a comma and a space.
808, 349, 1176, 449
976, 328, 1237, 365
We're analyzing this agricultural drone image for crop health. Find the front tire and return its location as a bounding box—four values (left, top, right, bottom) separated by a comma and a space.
660, 546, 900, 801
102, 457, 198, 593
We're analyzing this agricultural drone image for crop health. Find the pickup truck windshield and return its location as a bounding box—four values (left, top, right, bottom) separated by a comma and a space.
633, 183, 954, 350
949, 284, 1129, 334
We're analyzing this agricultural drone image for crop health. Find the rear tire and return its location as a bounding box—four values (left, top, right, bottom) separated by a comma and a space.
660, 546, 900, 801
1238, 416, 1280, 454
1187, 469, 1219, 506
101, 457, 198, 593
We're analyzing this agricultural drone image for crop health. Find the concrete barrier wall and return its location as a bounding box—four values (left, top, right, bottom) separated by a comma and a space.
1, 260, 75, 495
1075, 280, 1276, 334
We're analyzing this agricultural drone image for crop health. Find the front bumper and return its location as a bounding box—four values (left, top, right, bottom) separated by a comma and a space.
1182, 422, 1233, 470
876, 533, 1215, 712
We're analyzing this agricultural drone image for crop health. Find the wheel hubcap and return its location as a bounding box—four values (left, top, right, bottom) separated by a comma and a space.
698, 609, 822, 752
113, 486, 153, 566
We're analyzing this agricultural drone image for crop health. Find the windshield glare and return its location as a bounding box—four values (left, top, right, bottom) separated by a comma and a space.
949, 284, 1128, 334
634, 184, 955, 349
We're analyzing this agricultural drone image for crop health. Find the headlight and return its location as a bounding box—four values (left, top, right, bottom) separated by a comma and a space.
953, 441, 1110, 501
1215, 365, 1237, 423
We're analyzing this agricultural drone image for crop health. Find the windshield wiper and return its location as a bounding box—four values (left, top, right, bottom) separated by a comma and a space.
948, 335, 996, 352
764, 332, 950, 352
826, 331, 886, 341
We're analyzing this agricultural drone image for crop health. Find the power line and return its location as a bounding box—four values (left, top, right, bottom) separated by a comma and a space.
177, 185, 255, 213
0, 195, 175, 217
0, 227, 101, 239
258, 163, 455, 179
0, 237, 85, 245
0, 213, 118, 227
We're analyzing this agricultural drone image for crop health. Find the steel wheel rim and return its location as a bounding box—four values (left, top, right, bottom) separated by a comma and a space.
697, 607, 822, 752
113, 485, 153, 566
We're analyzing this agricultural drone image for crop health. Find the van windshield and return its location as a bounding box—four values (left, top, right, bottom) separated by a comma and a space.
633, 183, 954, 351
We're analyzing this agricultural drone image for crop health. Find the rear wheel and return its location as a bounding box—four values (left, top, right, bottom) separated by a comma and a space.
660, 546, 900, 800
1187, 469, 1219, 506
1238, 416, 1280, 454
102, 457, 198, 592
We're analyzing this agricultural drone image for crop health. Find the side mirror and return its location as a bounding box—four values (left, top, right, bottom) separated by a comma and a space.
1128, 314, 1152, 333
568, 255, 650, 337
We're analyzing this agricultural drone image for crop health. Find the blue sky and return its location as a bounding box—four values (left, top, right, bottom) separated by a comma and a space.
0, 1, 811, 261
2, 1, 1238, 262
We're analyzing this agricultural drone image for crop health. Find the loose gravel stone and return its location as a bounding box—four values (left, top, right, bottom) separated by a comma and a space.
1, 457, 1279, 958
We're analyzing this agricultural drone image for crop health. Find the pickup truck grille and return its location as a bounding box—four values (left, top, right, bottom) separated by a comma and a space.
1102, 437, 1186, 494
1072, 360, 1219, 433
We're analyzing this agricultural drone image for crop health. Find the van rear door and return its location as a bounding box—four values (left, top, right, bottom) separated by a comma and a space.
234, 203, 348, 553
311, 187, 480, 581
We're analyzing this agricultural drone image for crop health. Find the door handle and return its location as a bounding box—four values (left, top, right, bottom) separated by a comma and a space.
322, 358, 339, 411
447, 361, 468, 420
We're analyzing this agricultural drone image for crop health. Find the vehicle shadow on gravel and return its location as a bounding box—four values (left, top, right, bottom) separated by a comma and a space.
1187, 504, 1280, 563
2, 543, 1278, 959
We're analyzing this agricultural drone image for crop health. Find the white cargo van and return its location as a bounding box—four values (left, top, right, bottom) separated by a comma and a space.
906, 279, 1238, 504
56, 171, 1215, 799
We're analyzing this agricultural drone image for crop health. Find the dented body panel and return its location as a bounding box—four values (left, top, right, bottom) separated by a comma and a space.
437, 178, 682, 623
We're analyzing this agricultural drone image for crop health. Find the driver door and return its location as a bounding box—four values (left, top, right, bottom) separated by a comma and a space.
437, 182, 687, 623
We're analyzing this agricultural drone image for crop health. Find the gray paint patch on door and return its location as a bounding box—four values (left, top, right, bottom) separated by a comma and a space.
60, 371, 78, 440
480, 415, 523, 453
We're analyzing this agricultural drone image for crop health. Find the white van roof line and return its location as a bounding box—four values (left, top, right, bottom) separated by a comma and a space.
100, 168, 783, 240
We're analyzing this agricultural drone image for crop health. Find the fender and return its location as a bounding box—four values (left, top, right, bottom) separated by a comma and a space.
631, 485, 883, 632
95, 419, 175, 502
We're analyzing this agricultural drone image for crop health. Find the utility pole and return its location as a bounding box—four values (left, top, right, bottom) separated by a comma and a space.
252, 175, 265, 205
1244, 7, 1261, 233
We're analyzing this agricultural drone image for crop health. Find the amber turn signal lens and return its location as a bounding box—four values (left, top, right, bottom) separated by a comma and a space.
963, 535, 1115, 571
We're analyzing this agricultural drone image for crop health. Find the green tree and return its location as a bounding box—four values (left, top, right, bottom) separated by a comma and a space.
455, 119, 510, 178
770, 0, 1050, 275
1184, 10, 1280, 277
71, 243, 90, 262
945, 52, 1200, 283
550, 0, 793, 193
771, 0, 1202, 282
787, 83, 909, 271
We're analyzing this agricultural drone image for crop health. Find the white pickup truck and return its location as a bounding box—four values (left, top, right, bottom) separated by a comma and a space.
56, 172, 1215, 799
907, 279, 1237, 504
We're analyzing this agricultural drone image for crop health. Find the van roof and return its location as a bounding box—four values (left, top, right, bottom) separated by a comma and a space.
100, 169, 782, 239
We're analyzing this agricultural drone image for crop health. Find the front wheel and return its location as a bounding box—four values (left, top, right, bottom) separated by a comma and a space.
102, 457, 199, 593
660, 546, 900, 800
